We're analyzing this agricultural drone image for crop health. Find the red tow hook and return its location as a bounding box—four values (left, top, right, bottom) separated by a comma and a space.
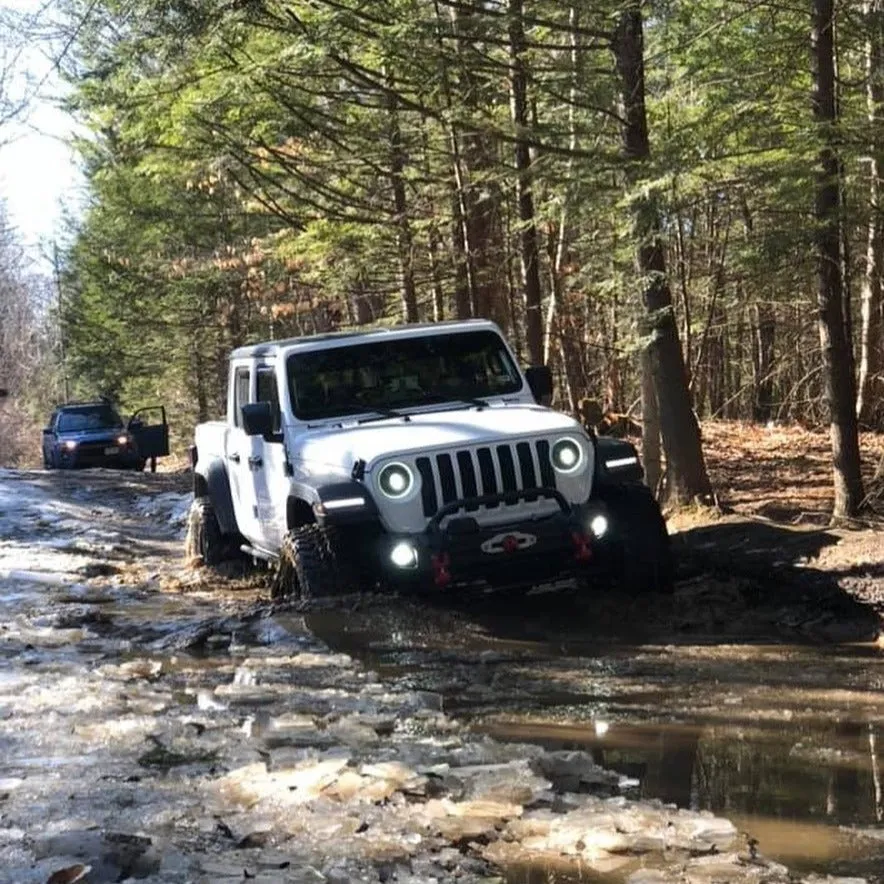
431, 552, 452, 588
571, 530, 592, 563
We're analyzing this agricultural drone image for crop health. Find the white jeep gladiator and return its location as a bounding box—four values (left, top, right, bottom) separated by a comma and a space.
188, 319, 672, 598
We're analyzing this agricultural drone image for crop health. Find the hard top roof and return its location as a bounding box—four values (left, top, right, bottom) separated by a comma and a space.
230, 318, 500, 360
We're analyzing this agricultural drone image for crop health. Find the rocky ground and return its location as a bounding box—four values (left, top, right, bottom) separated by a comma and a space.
1, 457, 883, 884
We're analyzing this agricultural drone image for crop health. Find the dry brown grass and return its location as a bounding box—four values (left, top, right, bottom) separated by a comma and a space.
0, 402, 44, 468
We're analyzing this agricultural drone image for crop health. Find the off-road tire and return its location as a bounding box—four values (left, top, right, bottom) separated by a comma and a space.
186, 497, 225, 567
604, 484, 674, 595
272, 525, 336, 601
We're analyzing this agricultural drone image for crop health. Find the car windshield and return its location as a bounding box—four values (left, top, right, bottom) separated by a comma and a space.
57, 405, 123, 432
286, 329, 523, 421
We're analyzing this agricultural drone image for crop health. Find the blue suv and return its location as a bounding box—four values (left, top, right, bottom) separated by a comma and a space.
42, 401, 169, 471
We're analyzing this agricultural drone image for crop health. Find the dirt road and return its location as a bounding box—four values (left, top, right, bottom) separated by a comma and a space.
1, 469, 883, 884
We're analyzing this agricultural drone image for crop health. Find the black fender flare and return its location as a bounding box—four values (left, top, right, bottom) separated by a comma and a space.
592, 436, 644, 488
286, 479, 381, 529
195, 459, 238, 536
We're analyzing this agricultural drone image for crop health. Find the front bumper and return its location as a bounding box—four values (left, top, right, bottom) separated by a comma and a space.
56, 442, 141, 469
384, 488, 607, 591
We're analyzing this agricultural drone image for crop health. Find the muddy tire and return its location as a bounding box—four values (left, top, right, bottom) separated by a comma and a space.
605, 485, 674, 595
272, 525, 336, 600
186, 497, 225, 566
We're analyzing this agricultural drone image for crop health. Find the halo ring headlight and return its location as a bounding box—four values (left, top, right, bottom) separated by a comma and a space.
378, 462, 414, 499
551, 437, 584, 474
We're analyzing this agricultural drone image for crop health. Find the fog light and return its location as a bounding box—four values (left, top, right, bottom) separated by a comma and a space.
390, 541, 418, 569
589, 514, 608, 538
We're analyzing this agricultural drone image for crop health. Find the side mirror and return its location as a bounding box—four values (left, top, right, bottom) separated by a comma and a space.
525, 365, 553, 406
42, 428, 53, 435
241, 401, 274, 438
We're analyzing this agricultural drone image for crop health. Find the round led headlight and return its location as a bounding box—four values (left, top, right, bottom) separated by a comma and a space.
62, 440, 78, 451
551, 437, 584, 474
378, 462, 414, 499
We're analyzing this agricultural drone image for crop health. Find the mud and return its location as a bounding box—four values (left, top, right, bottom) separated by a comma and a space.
1, 468, 883, 884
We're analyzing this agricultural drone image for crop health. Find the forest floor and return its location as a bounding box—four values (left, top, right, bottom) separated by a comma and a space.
667, 420, 884, 635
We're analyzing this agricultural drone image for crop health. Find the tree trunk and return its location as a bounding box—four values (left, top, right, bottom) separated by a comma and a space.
449, 179, 473, 320
508, 0, 543, 365
545, 5, 580, 368
432, 0, 472, 320
641, 339, 662, 497
448, 1, 508, 332
386, 75, 418, 323
752, 301, 776, 422
612, 3, 712, 506
812, 0, 865, 517
858, 0, 884, 426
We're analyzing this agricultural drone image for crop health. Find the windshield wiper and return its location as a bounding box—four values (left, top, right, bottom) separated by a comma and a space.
306, 405, 410, 427
418, 393, 490, 409
357, 407, 411, 424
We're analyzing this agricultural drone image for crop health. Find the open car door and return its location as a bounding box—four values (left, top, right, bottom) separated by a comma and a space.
128, 406, 169, 471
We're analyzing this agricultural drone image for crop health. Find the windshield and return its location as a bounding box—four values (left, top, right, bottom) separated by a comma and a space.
57, 405, 123, 432
286, 329, 523, 421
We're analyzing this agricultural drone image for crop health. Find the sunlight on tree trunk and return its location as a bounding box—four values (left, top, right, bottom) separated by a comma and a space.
858, 0, 884, 425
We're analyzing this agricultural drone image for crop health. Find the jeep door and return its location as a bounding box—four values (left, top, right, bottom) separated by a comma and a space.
227, 364, 262, 544
129, 406, 169, 468
253, 364, 286, 550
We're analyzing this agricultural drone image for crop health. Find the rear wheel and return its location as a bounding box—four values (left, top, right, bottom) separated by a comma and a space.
272, 525, 337, 600
603, 484, 674, 595
186, 497, 225, 566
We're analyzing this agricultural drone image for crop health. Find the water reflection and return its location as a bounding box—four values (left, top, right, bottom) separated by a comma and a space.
301, 605, 884, 877
483, 718, 884, 877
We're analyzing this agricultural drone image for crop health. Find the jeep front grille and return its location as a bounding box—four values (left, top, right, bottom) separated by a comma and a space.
415, 441, 556, 518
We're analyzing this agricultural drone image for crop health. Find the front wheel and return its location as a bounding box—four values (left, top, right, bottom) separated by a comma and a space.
602, 484, 674, 595
272, 525, 337, 601
185, 497, 225, 566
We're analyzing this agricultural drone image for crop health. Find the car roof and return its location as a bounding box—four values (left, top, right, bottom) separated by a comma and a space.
55, 402, 119, 413
229, 319, 501, 360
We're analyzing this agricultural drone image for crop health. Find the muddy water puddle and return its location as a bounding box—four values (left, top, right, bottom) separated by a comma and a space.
302, 602, 884, 880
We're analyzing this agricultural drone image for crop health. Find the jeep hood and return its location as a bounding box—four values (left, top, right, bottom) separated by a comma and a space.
291, 404, 584, 472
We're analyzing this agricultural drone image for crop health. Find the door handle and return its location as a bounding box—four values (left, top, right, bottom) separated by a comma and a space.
227, 453, 241, 464
248, 456, 263, 468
